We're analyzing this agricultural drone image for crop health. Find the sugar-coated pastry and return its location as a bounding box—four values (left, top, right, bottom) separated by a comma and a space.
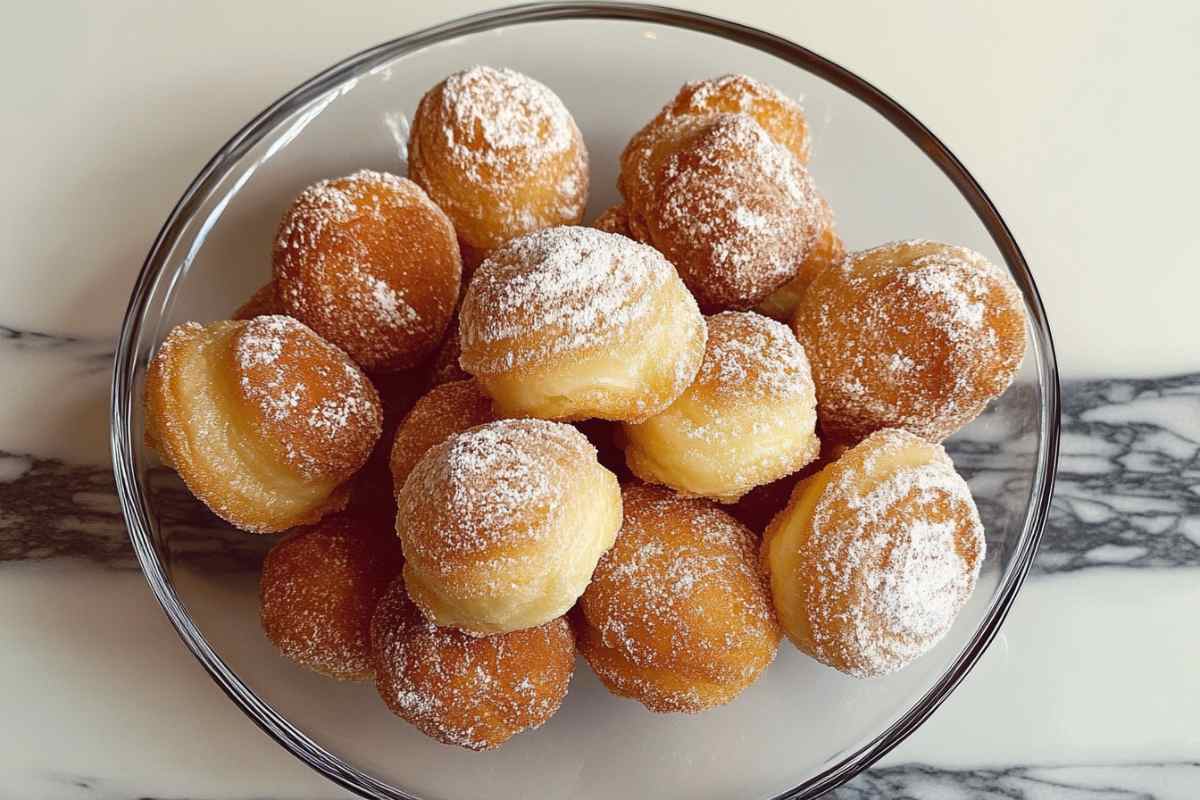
397, 418, 621, 635
428, 324, 469, 387
622, 311, 820, 503
634, 74, 810, 166
408, 66, 589, 267
620, 113, 822, 310
389, 379, 495, 494
590, 204, 632, 238
273, 170, 461, 372
260, 513, 404, 680
761, 429, 985, 677
792, 240, 1027, 442
233, 282, 284, 320
371, 578, 575, 751
577, 484, 781, 713
755, 196, 845, 321
145, 316, 382, 533
459, 226, 706, 422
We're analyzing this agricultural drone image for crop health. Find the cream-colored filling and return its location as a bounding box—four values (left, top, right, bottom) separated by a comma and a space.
625, 397, 817, 502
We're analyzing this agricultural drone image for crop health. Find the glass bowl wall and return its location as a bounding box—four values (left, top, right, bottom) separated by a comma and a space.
112, 5, 1060, 799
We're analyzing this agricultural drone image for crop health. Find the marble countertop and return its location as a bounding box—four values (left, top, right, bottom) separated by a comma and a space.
4, 2, 1198, 798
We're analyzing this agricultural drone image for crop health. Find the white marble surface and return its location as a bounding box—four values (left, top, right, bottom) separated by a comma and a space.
3, 1, 1199, 798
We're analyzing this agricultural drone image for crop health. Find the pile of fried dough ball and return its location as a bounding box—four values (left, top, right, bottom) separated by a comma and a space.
145, 67, 1027, 751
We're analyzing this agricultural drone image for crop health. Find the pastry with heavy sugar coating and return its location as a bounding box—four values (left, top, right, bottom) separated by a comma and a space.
755, 195, 845, 321
621, 311, 820, 503
459, 227, 706, 422
633, 73, 810, 166
389, 379, 495, 494
576, 484, 781, 713
396, 418, 621, 636
371, 578, 575, 751
259, 513, 404, 680
761, 429, 985, 677
273, 170, 461, 372
792, 239, 1027, 442
408, 66, 589, 269
619, 112, 822, 311
144, 315, 382, 533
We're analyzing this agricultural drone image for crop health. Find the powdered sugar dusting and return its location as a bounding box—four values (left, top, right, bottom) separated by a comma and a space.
622, 311, 819, 497
459, 227, 673, 373
625, 113, 820, 309
683, 74, 802, 115
804, 430, 985, 677
673, 74, 810, 162
580, 485, 779, 708
233, 315, 382, 479
697, 311, 814, 400
795, 239, 1027, 441
274, 174, 362, 252
273, 169, 459, 371
399, 419, 594, 560
443, 66, 573, 158
260, 518, 403, 680
409, 66, 588, 249
371, 580, 574, 750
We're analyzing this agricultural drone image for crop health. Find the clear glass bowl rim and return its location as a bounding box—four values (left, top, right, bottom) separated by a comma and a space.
110, 3, 1062, 798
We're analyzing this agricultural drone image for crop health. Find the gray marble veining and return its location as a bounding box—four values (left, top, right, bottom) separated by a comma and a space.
0, 324, 113, 363
20, 760, 1200, 799
1038, 374, 1200, 572
834, 760, 1200, 799
3, 374, 1197, 575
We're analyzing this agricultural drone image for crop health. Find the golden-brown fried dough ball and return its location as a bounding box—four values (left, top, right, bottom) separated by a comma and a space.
637, 74, 810, 165
792, 240, 1027, 442
621, 311, 820, 503
145, 316, 382, 532
389, 379, 495, 494
761, 429, 985, 677
371, 578, 574, 750
619, 113, 822, 311
577, 484, 780, 712
459, 226, 706, 422
260, 513, 404, 680
273, 170, 461, 371
755, 196, 845, 320
408, 66, 589, 265
397, 419, 621, 635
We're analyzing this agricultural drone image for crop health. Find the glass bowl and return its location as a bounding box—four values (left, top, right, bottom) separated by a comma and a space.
111, 4, 1060, 799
